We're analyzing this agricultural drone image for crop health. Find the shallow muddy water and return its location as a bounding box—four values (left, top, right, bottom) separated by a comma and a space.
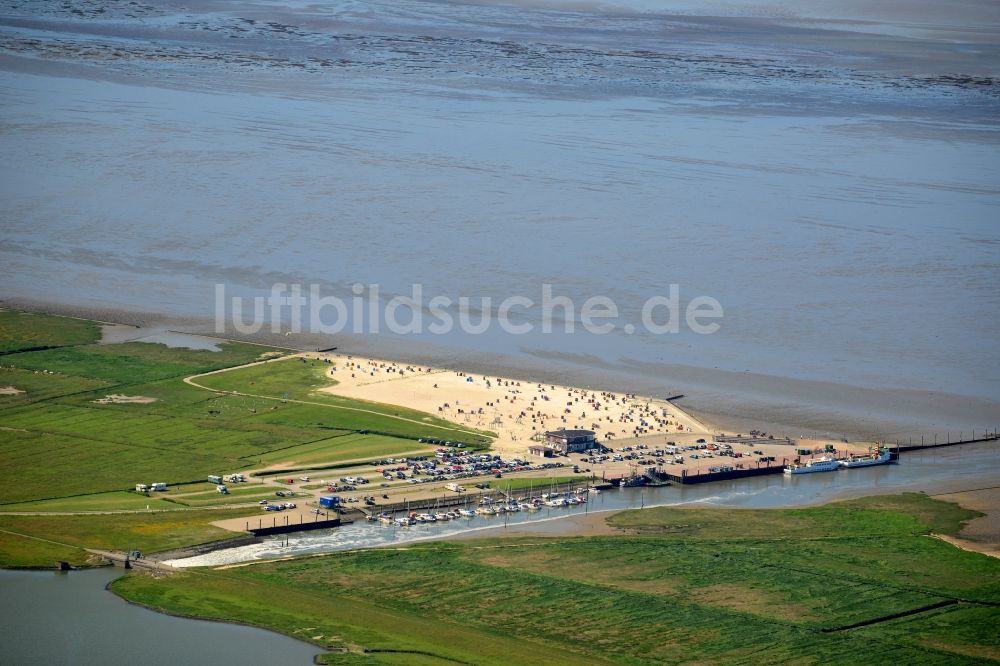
1, 0, 999, 438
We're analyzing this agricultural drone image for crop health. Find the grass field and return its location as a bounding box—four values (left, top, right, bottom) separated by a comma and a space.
193, 358, 494, 446
0, 529, 94, 568
176, 485, 275, 500
0, 490, 181, 513
0, 366, 111, 406
253, 433, 433, 467
111, 493, 1000, 664
114, 567, 592, 666
0, 310, 100, 353
0, 485, 282, 511
174, 489, 277, 506
3, 340, 273, 385
0, 334, 296, 505
0, 507, 261, 567
0, 427, 259, 504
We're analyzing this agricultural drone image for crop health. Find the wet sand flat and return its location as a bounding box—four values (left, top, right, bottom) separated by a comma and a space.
928, 486, 1000, 557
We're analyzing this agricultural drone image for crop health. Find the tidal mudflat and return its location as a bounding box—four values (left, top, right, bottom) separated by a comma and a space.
1, 0, 998, 439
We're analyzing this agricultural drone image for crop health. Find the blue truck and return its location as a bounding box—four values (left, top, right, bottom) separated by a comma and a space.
319, 496, 341, 509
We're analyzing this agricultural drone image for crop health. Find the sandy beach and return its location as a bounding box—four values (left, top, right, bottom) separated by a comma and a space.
322, 354, 718, 457
314, 354, 876, 470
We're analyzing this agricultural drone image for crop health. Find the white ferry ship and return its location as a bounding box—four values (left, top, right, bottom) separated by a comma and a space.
839, 449, 891, 468
784, 456, 840, 475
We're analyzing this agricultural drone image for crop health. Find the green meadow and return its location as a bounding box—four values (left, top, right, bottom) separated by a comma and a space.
0, 507, 262, 568
0, 310, 99, 353
112, 493, 1000, 664
251, 433, 432, 467
0, 490, 181, 513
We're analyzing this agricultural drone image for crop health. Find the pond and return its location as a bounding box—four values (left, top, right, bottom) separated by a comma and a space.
0, 568, 321, 665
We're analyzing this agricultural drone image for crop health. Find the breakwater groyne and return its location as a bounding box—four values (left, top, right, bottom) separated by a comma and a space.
891, 431, 998, 452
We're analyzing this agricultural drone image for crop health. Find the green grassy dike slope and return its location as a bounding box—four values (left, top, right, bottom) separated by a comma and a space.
111, 494, 1000, 665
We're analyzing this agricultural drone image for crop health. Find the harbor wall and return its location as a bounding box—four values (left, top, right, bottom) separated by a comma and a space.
666, 465, 786, 485
246, 514, 343, 536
